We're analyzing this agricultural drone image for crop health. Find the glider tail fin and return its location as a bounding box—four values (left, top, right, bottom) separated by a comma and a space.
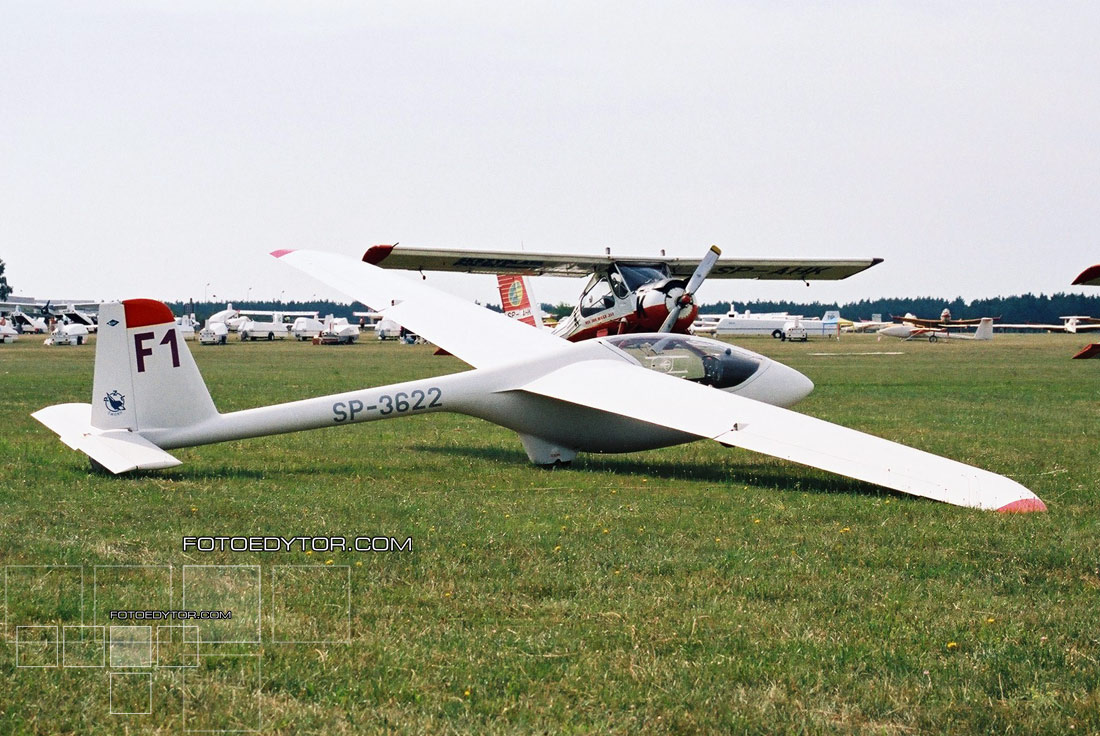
497, 275, 544, 328
974, 317, 994, 341
33, 299, 218, 473
90, 300, 218, 432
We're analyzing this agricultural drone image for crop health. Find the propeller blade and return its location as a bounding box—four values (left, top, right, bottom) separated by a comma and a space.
658, 245, 722, 332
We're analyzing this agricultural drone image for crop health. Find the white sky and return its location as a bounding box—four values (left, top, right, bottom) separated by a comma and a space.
2, 1, 1098, 308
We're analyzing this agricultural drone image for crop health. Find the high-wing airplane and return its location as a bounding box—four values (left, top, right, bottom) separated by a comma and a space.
363, 244, 882, 341
888, 309, 996, 329
31, 250, 1045, 513
878, 317, 995, 342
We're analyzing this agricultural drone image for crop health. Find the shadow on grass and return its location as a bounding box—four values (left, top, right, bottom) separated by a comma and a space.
78, 444, 899, 504
419, 444, 897, 502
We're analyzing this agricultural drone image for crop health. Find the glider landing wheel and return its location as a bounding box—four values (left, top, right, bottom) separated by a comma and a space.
537, 460, 573, 470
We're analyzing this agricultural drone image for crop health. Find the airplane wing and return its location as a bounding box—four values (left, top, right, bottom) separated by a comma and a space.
996, 323, 1067, 331
272, 250, 569, 369
1072, 265, 1100, 286
892, 316, 941, 327
517, 359, 1044, 512
363, 244, 882, 281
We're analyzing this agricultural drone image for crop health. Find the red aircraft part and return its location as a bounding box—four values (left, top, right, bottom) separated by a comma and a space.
1072, 265, 1100, 286
1072, 343, 1100, 359
566, 304, 698, 342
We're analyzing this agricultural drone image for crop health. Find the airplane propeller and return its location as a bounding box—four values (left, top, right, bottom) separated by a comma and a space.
658, 245, 721, 333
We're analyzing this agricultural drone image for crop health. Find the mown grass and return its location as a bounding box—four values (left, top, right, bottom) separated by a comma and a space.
0, 333, 1098, 734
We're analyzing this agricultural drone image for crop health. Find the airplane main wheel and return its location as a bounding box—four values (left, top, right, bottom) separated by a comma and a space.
772, 329, 783, 339
929, 334, 938, 343
267, 332, 274, 341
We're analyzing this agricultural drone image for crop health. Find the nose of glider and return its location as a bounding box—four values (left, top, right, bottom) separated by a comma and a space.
877, 325, 908, 338
772, 362, 815, 408
735, 360, 814, 408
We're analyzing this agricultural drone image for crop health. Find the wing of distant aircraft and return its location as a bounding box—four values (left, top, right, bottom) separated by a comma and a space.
893, 315, 993, 328
1072, 265, 1100, 286
363, 244, 882, 281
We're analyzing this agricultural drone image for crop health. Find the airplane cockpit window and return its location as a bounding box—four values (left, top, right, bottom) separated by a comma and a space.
579, 277, 616, 317
607, 270, 629, 299
617, 264, 670, 291
602, 334, 762, 389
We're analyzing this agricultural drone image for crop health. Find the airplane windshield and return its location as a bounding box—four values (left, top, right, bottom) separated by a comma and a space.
617, 264, 670, 290
603, 334, 762, 389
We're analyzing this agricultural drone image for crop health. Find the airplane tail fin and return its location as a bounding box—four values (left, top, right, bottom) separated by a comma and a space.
497, 275, 544, 328
33, 299, 219, 473
974, 317, 994, 341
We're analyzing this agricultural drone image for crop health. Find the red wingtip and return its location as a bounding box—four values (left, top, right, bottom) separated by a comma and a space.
270, 249, 295, 259
363, 244, 395, 264
1072, 264, 1100, 286
997, 498, 1047, 513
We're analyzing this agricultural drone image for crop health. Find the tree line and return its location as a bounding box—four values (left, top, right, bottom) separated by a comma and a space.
157, 292, 1100, 327
694, 293, 1100, 324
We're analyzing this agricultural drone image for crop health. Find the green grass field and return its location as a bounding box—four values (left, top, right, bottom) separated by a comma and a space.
1, 333, 1098, 734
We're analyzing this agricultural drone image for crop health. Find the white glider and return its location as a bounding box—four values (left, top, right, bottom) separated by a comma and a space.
31, 250, 1045, 513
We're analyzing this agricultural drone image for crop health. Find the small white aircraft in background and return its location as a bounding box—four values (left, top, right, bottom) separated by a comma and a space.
878, 317, 995, 342
198, 320, 229, 345
0, 300, 98, 333
995, 315, 1100, 334
31, 249, 1045, 513
43, 322, 90, 346
0, 317, 19, 343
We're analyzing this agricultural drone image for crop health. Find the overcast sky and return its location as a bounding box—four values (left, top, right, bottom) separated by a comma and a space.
3, 1, 1098, 310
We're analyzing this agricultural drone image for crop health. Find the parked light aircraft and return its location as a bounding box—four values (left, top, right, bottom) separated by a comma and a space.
44, 323, 89, 346
497, 274, 545, 328
0, 317, 18, 343
995, 316, 1100, 334
0, 300, 98, 333
878, 318, 995, 342
31, 249, 1044, 513
363, 244, 881, 341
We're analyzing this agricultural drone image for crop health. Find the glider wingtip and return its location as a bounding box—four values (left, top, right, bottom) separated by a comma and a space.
996, 497, 1047, 514
270, 249, 295, 259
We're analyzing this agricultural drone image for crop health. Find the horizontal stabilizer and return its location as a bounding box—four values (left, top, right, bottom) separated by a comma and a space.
32, 403, 181, 474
